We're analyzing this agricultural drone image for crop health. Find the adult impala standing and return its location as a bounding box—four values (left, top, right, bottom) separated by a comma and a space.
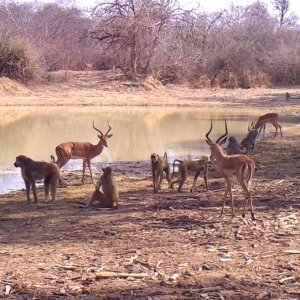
52, 121, 113, 184
205, 120, 256, 220
254, 113, 282, 138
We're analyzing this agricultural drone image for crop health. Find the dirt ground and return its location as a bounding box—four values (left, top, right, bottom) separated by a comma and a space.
0, 72, 300, 299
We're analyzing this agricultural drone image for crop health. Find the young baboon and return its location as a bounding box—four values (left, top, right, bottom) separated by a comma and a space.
14, 155, 60, 204
87, 166, 119, 208
169, 157, 209, 192
151, 152, 171, 193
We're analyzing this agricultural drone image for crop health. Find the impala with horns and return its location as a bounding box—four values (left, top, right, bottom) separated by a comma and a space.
51, 121, 113, 184
205, 120, 256, 220
254, 113, 282, 138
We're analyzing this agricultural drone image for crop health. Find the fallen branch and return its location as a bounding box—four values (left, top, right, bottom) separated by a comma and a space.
95, 271, 148, 279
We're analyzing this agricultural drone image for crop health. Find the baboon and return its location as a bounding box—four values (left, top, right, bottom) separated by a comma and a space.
14, 155, 60, 204
151, 152, 171, 193
169, 156, 209, 192
226, 136, 246, 155
285, 92, 291, 101
241, 123, 259, 152
86, 166, 119, 208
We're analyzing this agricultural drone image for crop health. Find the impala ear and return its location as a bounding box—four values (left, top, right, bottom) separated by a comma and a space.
106, 134, 113, 138
219, 137, 227, 146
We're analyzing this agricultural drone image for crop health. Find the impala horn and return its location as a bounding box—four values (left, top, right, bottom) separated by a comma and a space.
93, 120, 103, 136
216, 120, 228, 144
205, 120, 213, 142
105, 120, 112, 136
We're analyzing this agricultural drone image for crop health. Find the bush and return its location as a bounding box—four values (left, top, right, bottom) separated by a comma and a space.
0, 34, 36, 83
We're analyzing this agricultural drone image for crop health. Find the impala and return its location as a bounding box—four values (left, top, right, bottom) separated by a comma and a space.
254, 113, 282, 138
205, 120, 256, 220
52, 121, 113, 184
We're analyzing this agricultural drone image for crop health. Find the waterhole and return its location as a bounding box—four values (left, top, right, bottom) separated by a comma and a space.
0, 106, 293, 194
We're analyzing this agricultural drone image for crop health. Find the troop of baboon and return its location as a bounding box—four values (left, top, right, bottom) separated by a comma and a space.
14, 112, 282, 218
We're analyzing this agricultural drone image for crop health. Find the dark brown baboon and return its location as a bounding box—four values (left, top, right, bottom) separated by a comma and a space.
151, 152, 171, 193
87, 166, 119, 208
14, 155, 60, 204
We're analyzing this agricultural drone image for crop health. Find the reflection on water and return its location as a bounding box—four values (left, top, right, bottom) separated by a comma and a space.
0, 106, 291, 194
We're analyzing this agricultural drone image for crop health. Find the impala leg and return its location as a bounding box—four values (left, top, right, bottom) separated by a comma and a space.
262, 124, 266, 138
86, 159, 94, 184
227, 179, 235, 217
82, 159, 86, 184
221, 180, 230, 216
239, 180, 255, 220
277, 121, 282, 138
272, 122, 278, 138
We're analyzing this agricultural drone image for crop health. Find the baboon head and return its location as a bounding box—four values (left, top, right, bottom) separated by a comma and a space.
14, 155, 28, 168
102, 166, 112, 175
151, 153, 159, 164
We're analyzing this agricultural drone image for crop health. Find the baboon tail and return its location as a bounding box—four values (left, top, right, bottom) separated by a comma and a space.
163, 152, 168, 160
50, 155, 56, 163
171, 159, 183, 179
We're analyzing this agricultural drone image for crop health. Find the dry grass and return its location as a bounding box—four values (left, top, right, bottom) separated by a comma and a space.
0, 71, 299, 113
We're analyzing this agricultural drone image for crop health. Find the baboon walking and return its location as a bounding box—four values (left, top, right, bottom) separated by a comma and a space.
151, 152, 171, 193
170, 157, 209, 192
14, 155, 60, 204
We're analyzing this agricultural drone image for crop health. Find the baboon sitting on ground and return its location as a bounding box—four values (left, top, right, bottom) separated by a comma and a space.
86, 166, 119, 208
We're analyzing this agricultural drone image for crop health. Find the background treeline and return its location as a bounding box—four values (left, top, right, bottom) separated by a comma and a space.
0, 0, 299, 87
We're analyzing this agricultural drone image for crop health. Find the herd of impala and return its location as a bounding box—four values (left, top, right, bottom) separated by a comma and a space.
14, 112, 282, 220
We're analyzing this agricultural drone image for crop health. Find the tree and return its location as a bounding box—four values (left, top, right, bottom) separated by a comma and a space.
273, 0, 298, 27
89, 0, 180, 77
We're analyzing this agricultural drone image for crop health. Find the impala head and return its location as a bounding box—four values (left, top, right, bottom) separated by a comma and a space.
93, 120, 113, 147
205, 120, 228, 161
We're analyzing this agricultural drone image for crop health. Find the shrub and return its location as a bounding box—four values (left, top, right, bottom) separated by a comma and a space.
0, 34, 36, 83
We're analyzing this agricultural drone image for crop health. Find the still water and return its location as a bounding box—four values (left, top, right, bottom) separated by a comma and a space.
0, 106, 290, 194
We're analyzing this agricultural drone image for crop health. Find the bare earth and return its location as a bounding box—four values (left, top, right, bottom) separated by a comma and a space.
0, 71, 300, 299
